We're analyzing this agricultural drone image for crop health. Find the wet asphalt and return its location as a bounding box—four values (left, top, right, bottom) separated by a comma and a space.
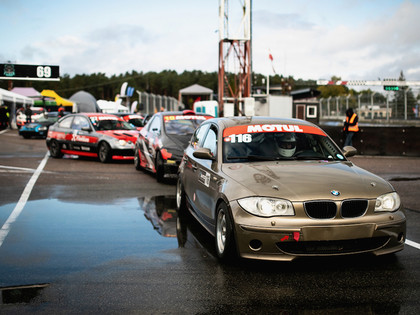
0, 128, 419, 314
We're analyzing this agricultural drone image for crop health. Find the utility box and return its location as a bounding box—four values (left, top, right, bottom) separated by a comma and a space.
193, 100, 218, 117
252, 95, 293, 118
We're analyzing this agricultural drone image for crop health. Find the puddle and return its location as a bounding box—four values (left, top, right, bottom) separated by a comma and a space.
0, 283, 49, 304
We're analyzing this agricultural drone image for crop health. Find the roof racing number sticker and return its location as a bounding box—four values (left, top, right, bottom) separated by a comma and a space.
223, 124, 326, 142
164, 115, 209, 122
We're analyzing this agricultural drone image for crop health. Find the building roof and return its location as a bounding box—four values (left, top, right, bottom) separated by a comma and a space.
179, 84, 213, 95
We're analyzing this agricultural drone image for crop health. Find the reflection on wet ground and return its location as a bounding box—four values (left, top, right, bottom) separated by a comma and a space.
0, 195, 417, 312
0, 284, 49, 304
138, 196, 177, 238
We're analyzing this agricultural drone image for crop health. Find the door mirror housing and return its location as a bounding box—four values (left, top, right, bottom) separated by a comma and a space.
343, 146, 357, 157
82, 126, 92, 132
193, 148, 215, 160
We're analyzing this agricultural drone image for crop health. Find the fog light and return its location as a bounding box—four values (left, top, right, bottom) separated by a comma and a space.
249, 239, 262, 251
398, 233, 405, 243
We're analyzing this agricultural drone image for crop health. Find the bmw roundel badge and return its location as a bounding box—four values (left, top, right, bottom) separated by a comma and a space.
331, 190, 340, 196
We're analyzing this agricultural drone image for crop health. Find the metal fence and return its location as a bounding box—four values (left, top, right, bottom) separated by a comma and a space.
136, 91, 183, 115
320, 92, 419, 122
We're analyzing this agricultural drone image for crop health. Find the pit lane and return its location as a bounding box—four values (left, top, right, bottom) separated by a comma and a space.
1, 129, 420, 313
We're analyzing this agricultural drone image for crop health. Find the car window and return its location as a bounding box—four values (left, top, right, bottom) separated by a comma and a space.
202, 126, 217, 157
93, 117, 134, 131
163, 115, 211, 135
58, 116, 73, 128
148, 116, 161, 134
190, 124, 210, 149
71, 116, 90, 130
222, 123, 345, 162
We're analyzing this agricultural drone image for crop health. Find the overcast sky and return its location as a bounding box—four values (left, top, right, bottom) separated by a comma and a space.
1, 0, 420, 82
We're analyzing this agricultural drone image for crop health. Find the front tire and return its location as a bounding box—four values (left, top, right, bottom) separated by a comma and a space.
98, 142, 111, 163
156, 151, 165, 183
49, 139, 63, 158
215, 202, 236, 261
176, 177, 187, 214
134, 148, 142, 170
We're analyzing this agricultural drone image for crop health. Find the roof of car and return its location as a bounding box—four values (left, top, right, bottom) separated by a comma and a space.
154, 110, 213, 117
205, 116, 319, 129
72, 113, 124, 119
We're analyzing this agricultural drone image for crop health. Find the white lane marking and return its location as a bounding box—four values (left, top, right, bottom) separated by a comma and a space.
0, 129, 9, 135
0, 152, 49, 247
406, 239, 420, 250
0, 165, 36, 172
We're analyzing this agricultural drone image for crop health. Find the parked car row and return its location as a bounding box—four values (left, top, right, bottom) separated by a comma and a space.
43, 110, 406, 263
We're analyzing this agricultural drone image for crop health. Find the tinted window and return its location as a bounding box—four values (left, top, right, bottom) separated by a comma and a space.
163, 115, 210, 135
91, 117, 135, 131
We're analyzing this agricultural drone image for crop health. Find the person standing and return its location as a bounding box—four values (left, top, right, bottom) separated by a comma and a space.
24, 106, 32, 124
343, 108, 359, 147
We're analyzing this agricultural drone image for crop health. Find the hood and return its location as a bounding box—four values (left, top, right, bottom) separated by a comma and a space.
97, 130, 138, 142
222, 161, 393, 201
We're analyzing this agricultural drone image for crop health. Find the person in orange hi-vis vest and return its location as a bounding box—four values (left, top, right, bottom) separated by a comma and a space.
343, 108, 359, 147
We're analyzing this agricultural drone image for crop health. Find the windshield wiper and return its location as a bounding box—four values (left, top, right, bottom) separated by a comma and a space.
227, 155, 296, 161
294, 156, 329, 160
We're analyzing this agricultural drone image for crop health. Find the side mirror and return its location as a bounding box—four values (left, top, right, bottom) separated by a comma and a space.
82, 126, 92, 132
343, 146, 357, 158
193, 148, 215, 160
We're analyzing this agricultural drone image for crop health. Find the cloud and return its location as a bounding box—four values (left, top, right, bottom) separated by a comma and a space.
252, 1, 420, 80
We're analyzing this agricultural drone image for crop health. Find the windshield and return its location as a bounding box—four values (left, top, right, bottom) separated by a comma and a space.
37, 115, 59, 123
127, 118, 144, 127
164, 115, 210, 135
223, 123, 345, 163
90, 117, 135, 131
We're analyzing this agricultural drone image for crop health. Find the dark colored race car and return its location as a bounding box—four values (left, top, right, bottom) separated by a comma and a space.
46, 113, 139, 163
112, 113, 145, 131
19, 112, 61, 139
134, 110, 213, 182
176, 116, 406, 262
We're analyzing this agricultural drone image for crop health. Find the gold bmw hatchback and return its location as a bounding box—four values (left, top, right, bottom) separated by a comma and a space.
176, 117, 406, 261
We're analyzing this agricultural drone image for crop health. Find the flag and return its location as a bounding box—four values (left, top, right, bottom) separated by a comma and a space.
268, 50, 276, 74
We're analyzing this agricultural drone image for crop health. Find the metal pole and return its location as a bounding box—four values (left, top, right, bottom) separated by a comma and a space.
404, 88, 408, 120
335, 96, 339, 118
386, 93, 390, 122
358, 93, 363, 117
327, 96, 331, 117
371, 92, 376, 120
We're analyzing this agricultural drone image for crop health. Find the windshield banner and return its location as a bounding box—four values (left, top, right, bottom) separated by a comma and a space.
223, 124, 326, 137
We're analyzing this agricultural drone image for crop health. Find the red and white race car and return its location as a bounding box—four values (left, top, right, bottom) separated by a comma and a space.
46, 113, 139, 163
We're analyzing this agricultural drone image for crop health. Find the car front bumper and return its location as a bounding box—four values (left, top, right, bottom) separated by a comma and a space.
229, 201, 406, 261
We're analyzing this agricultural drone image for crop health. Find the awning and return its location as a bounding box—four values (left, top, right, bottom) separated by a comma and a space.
0, 88, 34, 105
41, 90, 74, 106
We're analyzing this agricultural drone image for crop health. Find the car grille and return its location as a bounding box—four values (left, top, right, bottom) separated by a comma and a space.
341, 200, 368, 218
304, 201, 337, 219
276, 236, 390, 255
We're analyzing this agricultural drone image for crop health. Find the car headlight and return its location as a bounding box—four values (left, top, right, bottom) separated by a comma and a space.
39, 126, 47, 131
118, 140, 133, 146
238, 197, 295, 217
375, 192, 401, 212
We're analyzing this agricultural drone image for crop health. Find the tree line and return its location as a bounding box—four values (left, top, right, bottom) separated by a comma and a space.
1, 69, 417, 118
